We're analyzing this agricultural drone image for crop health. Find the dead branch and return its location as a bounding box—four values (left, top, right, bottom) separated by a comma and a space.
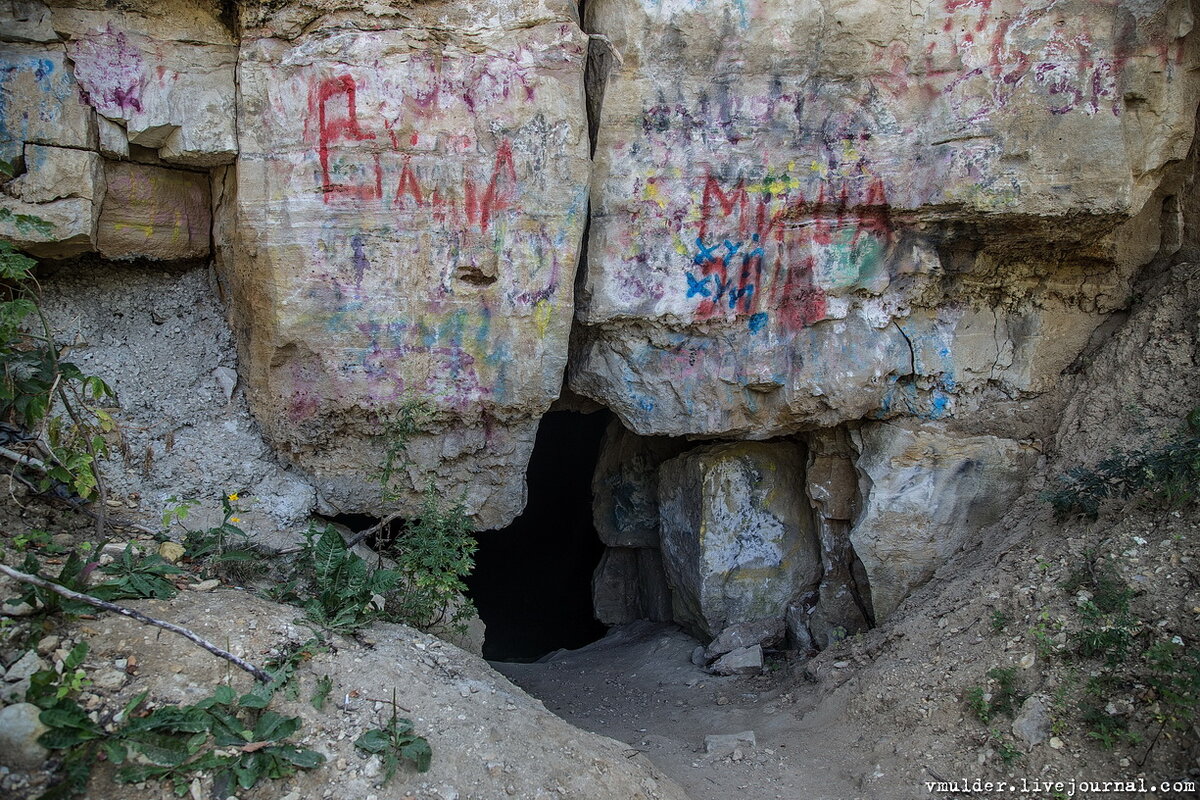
0, 563, 271, 683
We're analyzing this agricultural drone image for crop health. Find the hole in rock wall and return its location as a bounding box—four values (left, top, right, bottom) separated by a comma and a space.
465, 410, 611, 662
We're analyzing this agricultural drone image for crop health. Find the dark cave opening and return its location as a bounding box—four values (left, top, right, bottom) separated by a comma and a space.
465, 410, 611, 662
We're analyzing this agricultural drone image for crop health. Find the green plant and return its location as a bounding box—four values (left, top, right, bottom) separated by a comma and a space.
27, 641, 90, 707
990, 730, 1023, 765
33, 647, 324, 799
1029, 610, 1062, 660
301, 524, 402, 633
989, 609, 1009, 633
0, 174, 115, 502
372, 400, 477, 632
965, 667, 1024, 724
354, 689, 432, 782
1045, 407, 1200, 520
179, 493, 265, 582
311, 674, 333, 711
1145, 638, 1200, 733
90, 544, 183, 602
380, 484, 477, 632
12, 549, 98, 616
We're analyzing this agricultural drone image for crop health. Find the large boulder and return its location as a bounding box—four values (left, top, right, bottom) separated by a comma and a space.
218, 0, 591, 527
570, 0, 1200, 439
592, 418, 686, 548
657, 442, 821, 639
849, 421, 1039, 620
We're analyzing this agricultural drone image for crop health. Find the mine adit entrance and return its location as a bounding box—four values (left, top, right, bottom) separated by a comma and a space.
465, 410, 611, 662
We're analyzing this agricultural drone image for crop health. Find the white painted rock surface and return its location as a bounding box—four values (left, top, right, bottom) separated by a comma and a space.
219, 0, 591, 527
658, 442, 821, 639
850, 421, 1039, 620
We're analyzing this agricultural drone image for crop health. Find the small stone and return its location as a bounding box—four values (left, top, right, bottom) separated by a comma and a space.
1049, 736, 1064, 750
704, 730, 756, 757
36, 636, 60, 656
0, 703, 50, 769
1, 599, 35, 617
189, 777, 203, 800
190, 579, 220, 592
1012, 696, 1050, 746
5, 651, 45, 683
362, 756, 382, 778
1019, 653, 1036, 669
158, 542, 185, 564
708, 645, 763, 676
690, 646, 707, 667
93, 669, 127, 692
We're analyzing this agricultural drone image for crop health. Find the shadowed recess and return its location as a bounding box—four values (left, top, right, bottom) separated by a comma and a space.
466, 410, 610, 662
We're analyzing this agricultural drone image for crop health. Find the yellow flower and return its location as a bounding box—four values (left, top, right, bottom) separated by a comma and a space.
227, 493, 239, 502
230, 517, 241, 523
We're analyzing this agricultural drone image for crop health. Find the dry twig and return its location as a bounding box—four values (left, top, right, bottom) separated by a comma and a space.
0, 563, 271, 683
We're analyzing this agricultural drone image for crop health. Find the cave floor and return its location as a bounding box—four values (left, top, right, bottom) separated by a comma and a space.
496, 622, 884, 800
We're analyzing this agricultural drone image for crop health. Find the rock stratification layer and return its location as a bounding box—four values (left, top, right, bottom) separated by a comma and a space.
219, 0, 591, 525
572, 0, 1200, 438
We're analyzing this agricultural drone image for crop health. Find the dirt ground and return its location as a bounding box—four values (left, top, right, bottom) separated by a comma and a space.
499, 623, 887, 800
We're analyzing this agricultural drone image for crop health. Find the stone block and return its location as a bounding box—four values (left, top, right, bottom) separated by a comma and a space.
97, 161, 210, 260
592, 418, 686, 547
658, 442, 820, 639
219, 1, 590, 527
849, 421, 1038, 620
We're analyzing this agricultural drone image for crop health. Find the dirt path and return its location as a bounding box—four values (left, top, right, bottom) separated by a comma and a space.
496, 622, 895, 800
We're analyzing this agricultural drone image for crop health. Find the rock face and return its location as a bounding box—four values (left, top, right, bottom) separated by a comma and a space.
849, 421, 1039, 620
0, 1, 233, 258
2, 0, 1200, 647
658, 442, 821, 639
794, 428, 873, 650
218, 0, 591, 527
571, 0, 1200, 438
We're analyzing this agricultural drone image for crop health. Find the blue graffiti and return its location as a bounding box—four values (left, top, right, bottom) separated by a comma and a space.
748, 312, 768, 334
686, 271, 712, 298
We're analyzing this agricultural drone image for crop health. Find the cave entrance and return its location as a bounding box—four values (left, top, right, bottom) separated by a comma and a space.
465, 410, 611, 662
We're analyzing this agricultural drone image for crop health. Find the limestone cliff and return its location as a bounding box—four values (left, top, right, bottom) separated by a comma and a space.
2, 0, 1198, 644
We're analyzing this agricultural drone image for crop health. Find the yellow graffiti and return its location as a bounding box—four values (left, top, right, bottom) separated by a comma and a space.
643, 180, 668, 209
112, 222, 155, 238
533, 298, 553, 338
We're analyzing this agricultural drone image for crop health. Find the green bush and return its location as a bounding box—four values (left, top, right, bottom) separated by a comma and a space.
0, 172, 114, 501
1045, 408, 1200, 520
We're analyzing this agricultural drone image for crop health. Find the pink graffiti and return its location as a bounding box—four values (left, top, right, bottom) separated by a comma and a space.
67, 25, 146, 115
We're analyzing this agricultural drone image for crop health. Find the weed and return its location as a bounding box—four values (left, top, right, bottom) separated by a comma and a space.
311, 675, 333, 711
34, 643, 324, 799
1044, 408, 1200, 520
27, 641, 90, 706
372, 402, 478, 633
0, 176, 115, 501
301, 523, 402, 633
965, 667, 1024, 724
990, 730, 1024, 765
179, 494, 265, 583
354, 689, 432, 782
1029, 610, 1064, 660
90, 544, 183, 602
989, 609, 1009, 633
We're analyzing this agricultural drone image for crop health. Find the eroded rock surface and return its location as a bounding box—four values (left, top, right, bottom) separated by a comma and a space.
571, 0, 1200, 438
219, 0, 591, 526
849, 421, 1039, 620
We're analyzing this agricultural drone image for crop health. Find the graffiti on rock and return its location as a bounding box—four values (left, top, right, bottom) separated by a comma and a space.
244, 27, 587, 418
